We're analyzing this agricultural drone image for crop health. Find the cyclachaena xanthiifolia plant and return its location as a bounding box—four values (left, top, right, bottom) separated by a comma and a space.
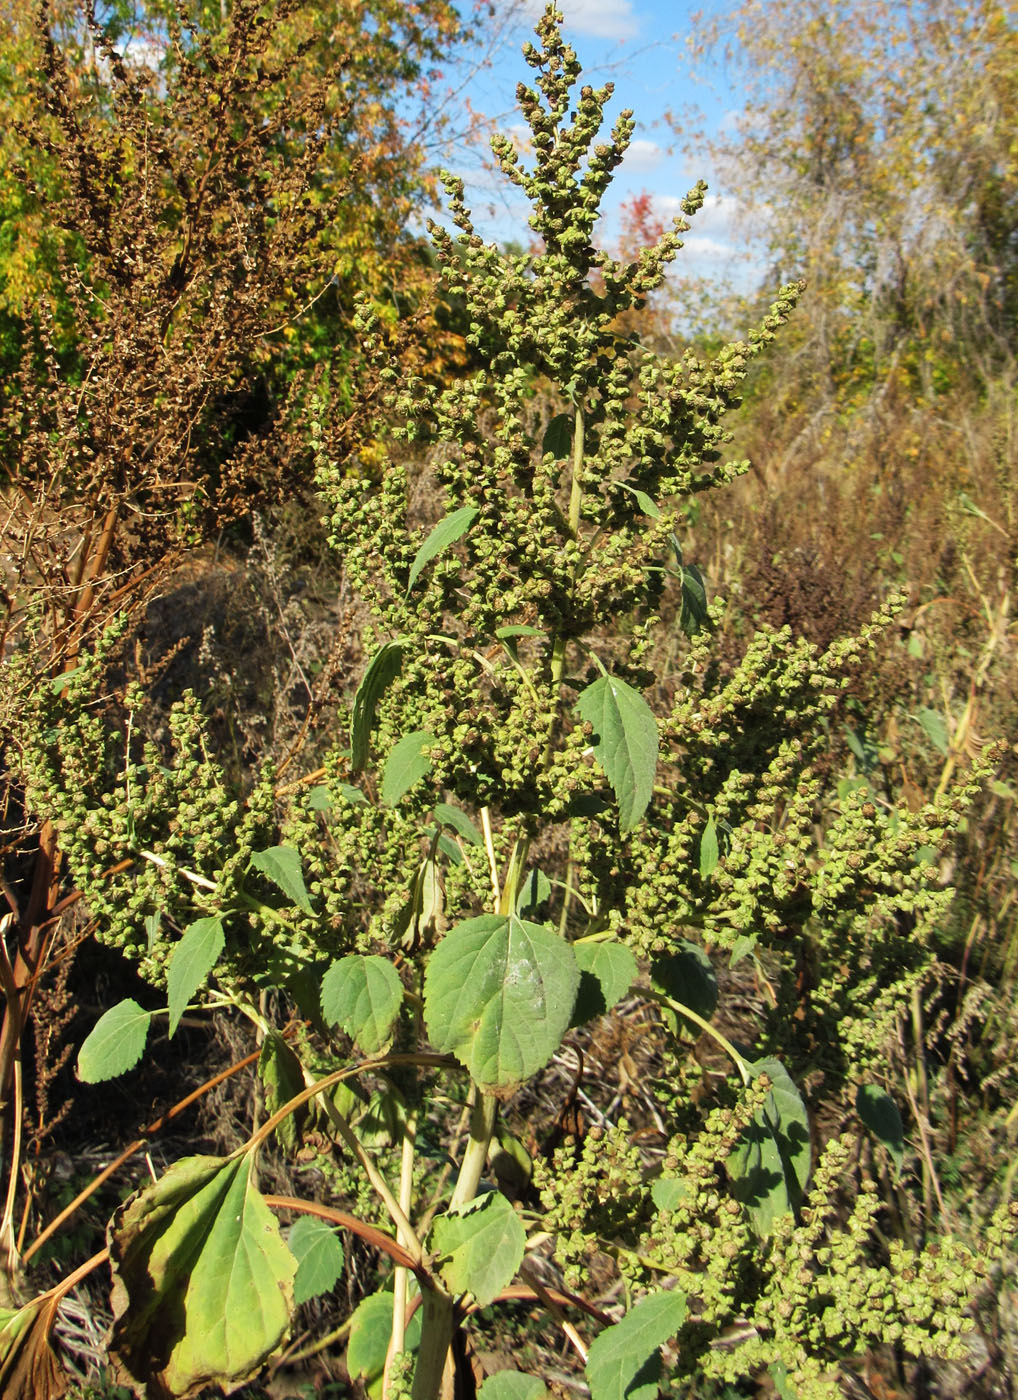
19, 7, 1014, 1398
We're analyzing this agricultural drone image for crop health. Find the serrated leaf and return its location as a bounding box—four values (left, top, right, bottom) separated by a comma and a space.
167, 917, 225, 1037
288, 1216, 344, 1305
433, 802, 483, 846
108, 1151, 296, 1397
478, 1372, 550, 1400
699, 813, 719, 877
250, 845, 313, 913
424, 914, 580, 1092
432, 1192, 526, 1307
915, 706, 949, 756
575, 674, 658, 833
381, 730, 434, 806
347, 1290, 422, 1399
321, 954, 404, 1054
585, 1290, 687, 1400
678, 562, 708, 637
542, 412, 572, 459
407, 506, 478, 593
651, 941, 718, 1033
729, 1057, 811, 1235
258, 1033, 305, 1152
78, 999, 151, 1083
572, 942, 638, 1026
855, 1084, 904, 1174
351, 639, 406, 772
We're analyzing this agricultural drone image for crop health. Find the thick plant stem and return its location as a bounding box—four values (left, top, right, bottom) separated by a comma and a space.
411, 1089, 498, 1400
449, 1085, 498, 1211
384, 1114, 418, 1399
411, 1283, 456, 1400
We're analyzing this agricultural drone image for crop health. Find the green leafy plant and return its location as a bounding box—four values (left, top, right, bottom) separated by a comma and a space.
16, 7, 1016, 1398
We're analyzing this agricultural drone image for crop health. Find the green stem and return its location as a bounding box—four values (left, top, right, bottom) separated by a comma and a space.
317, 1087, 422, 1259
410, 1283, 456, 1400
643, 987, 751, 1086
450, 1085, 498, 1211
567, 400, 585, 537
384, 1113, 418, 1399
411, 1091, 497, 1400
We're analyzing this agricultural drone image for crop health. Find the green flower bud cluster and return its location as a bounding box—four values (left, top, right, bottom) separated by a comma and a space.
534, 1120, 649, 1290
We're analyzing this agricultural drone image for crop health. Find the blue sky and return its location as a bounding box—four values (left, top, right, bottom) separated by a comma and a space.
429, 0, 757, 284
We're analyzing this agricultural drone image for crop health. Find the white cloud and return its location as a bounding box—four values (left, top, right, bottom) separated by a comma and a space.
623, 139, 663, 172
519, 0, 640, 42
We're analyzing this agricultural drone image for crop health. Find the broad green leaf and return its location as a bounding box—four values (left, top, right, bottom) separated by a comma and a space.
575, 674, 658, 833
381, 730, 434, 806
167, 917, 225, 1037
478, 1373, 551, 1400
78, 998, 151, 1083
699, 813, 719, 877
351, 638, 406, 772
288, 1216, 344, 1305
516, 867, 552, 918
258, 1032, 305, 1152
916, 706, 949, 756
572, 941, 638, 1025
585, 1289, 687, 1400
542, 412, 572, 458
407, 506, 478, 593
321, 954, 404, 1054
728, 1057, 811, 1235
424, 914, 580, 1092
433, 802, 483, 846
249, 845, 313, 913
678, 563, 708, 637
855, 1084, 904, 1174
651, 941, 718, 1033
108, 1151, 296, 1396
432, 1192, 526, 1307
347, 1290, 422, 1399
